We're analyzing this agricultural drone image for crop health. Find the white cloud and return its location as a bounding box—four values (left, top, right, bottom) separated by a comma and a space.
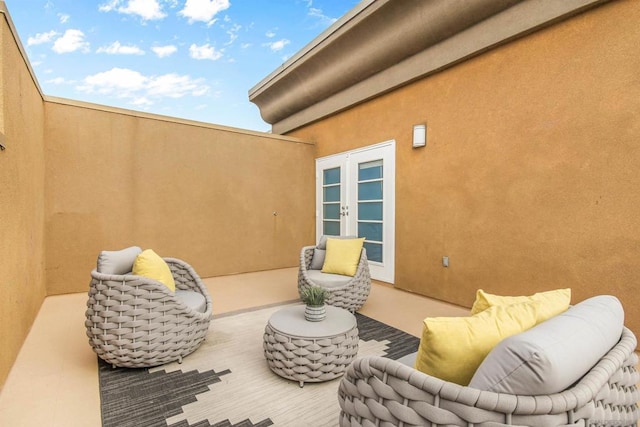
99, 0, 167, 21
58, 13, 70, 24
308, 7, 337, 26
78, 68, 148, 95
146, 73, 209, 98
77, 67, 210, 102
28, 31, 59, 46
97, 41, 145, 55
179, 0, 230, 25
152, 45, 177, 58
52, 29, 90, 54
46, 77, 68, 85
225, 23, 241, 45
265, 30, 276, 38
264, 39, 290, 52
98, 0, 119, 12
131, 96, 153, 106
189, 43, 223, 60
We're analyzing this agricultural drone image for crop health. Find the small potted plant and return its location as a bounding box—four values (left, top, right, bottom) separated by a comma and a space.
300, 286, 328, 321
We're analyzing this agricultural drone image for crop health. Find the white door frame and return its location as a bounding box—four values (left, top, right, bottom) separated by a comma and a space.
315, 140, 395, 283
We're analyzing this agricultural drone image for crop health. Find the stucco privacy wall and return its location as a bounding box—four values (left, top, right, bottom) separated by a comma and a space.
0, 0, 315, 388
0, 5, 47, 389
288, 0, 640, 337
44, 99, 315, 295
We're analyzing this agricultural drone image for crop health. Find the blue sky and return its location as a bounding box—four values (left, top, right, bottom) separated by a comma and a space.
4, 0, 359, 131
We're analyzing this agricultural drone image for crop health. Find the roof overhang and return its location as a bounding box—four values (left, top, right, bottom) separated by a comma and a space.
249, 0, 612, 134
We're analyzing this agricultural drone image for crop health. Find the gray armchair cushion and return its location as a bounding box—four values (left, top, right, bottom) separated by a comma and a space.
309, 248, 326, 270
469, 295, 624, 395
97, 246, 142, 275
316, 235, 357, 250
175, 290, 207, 313
306, 270, 352, 288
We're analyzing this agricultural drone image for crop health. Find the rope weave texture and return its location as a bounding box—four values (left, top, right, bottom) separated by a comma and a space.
85, 257, 212, 368
298, 246, 371, 312
263, 322, 359, 385
338, 328, 639, 427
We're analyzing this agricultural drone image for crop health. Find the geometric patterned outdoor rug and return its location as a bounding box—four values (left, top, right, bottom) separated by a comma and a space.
98, 303, 420, 427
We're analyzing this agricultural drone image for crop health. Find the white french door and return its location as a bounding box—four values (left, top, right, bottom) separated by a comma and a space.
315, 141, 395, 283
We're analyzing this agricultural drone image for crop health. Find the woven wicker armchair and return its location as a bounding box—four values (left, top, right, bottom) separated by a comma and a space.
338, 327, 639, 427
85, 256, 212, 368
298, 245, 371, 312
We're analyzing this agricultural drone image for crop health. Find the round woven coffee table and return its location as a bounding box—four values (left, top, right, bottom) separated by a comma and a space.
263, 305, 359, 387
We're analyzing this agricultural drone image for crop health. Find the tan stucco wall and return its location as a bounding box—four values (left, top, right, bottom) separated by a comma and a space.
0, 1, 315, 388
44, 100, 315, 295
0, 15, 47, 388
289, 0, 640, 336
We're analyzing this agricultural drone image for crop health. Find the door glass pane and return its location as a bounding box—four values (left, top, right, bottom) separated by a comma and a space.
324, 186, 340, 202
358, 222, 382, 242
358, 181, 382, 200
323, 203, 340, 220
358, 160, 383, 181
364, 242, 382, 263
323, 221, 340, 236
358, 202, 382, 221
324, 167, 340, 185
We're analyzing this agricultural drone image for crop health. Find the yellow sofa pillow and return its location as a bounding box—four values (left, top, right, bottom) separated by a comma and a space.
321, 237, 365, 276
414, 301, 544, 386
471, 288, 571, 319
132, 249, 176, 292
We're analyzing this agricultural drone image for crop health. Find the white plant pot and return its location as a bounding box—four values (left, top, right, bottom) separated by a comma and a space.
304, 304, 326, 322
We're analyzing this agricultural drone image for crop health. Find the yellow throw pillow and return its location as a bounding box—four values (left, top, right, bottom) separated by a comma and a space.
414, 301, 543, 386
132, 249, 176, 292
471, 288, 571, 319
321, 237, 365, 276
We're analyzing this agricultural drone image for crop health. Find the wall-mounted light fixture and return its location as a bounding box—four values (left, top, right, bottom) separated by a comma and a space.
412, 124, 426, 148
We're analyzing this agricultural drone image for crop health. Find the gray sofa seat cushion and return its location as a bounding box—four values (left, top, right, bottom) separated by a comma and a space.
175, 290, 207, 313
306, 269, 352, 288
469, 295, 624, 395
397, 352, 418, 368
97, 246, 142, 275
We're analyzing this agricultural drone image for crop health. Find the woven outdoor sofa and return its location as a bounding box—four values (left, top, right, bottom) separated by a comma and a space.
339, 295, 640, 427
85, 247, 212, 368
298, 241, 371, 313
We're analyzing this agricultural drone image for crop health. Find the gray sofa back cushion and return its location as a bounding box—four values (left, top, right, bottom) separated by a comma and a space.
469, 295, 624, 395
97, 246, 143, 275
